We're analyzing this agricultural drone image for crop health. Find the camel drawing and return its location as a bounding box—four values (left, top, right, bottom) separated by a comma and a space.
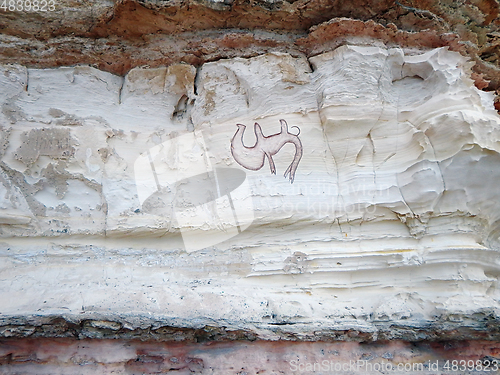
230, 119, 303, 183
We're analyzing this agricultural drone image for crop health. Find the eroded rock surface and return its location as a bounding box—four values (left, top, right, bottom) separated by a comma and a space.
1, 0, 500, 97
0, 338, 499, 374
0, 46, 500, 340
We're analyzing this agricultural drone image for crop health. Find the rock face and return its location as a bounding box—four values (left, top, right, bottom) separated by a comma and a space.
1, 338, 499, 374
1, 0, 500, 95
1, 45, 500, 340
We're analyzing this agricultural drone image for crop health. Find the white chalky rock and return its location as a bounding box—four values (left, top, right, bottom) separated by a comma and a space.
0, 46, 499, 338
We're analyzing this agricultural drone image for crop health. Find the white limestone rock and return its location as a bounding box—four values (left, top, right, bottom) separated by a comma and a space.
0, 46, 499, 339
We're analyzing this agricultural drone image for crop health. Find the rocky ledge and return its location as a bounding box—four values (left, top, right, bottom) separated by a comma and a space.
1, 0, 500, 104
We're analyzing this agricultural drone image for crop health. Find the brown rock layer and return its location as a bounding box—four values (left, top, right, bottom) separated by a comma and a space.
1, 0, 500, 97
0, 337, 499, 374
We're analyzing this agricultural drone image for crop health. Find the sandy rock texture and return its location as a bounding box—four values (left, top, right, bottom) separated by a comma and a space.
1, 338, 500, 374
1, 0, 500, 99
1, 44, 500, 340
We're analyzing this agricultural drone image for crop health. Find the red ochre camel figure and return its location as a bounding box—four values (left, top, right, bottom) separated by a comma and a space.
230, 119, 303, 183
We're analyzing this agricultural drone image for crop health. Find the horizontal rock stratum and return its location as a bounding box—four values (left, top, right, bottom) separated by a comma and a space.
1, 45, 500, 341
1, 0, 500, 96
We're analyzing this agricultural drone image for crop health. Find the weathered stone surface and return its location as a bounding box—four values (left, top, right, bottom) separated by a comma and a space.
0, 337, 499, 374
1, 45, 500, 340
1, 0, 500, 100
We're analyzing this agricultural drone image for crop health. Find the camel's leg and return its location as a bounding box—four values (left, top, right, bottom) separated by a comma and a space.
265, 152, 276, 174
283, 139, 303, 183
284, 161, 299, 183
284, 163, 294, 182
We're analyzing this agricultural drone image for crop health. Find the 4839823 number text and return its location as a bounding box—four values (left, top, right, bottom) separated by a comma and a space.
443, 359, 499, 372
1, 0, 56, 11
